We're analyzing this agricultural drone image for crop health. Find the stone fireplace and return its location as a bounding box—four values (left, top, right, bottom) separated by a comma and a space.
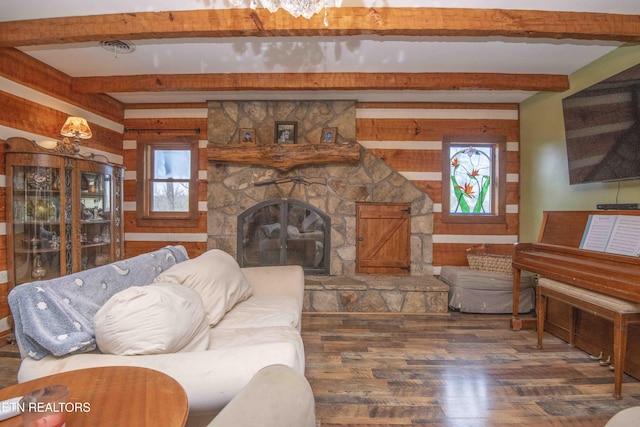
206, 100, 445, 312
206, 150, 434, 277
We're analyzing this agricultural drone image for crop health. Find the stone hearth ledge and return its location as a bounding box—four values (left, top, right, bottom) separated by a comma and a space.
304, 275, 449, 313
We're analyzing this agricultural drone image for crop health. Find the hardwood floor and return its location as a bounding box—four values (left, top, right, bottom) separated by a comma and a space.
0, 341, 20, 390
302, 312, 640, 426
1, 313, 639, 426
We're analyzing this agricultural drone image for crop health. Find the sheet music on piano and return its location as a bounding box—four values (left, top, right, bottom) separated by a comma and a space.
580, 214, 640, 256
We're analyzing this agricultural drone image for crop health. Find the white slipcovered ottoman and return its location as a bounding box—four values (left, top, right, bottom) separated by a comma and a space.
439, 265, 535, 314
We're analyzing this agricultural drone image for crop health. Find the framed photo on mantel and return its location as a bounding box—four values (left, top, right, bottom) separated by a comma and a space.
240, 128, 255, 143
275, 121, 297, 144
321, 127, 337, 143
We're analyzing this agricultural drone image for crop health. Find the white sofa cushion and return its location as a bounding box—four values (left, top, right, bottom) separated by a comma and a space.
93, 282, 210, 355
154, 249, 253, 326
215, 295, 301, 330
207, 325, 306, 370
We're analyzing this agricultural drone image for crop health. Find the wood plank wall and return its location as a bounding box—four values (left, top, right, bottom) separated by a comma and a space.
122, 106, 209, 259
0, 142, 6, 325
123, 102, 521, 272
356, 102, 521, 273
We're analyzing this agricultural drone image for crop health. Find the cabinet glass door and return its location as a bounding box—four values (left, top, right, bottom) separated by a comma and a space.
79, 170, 112, 271
11, 166, 62, 284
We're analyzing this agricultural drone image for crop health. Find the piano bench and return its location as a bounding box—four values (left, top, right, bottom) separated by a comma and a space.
537, 277, 640, 399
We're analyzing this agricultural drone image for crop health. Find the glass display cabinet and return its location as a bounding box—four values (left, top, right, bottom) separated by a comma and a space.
5, 137, 124, 287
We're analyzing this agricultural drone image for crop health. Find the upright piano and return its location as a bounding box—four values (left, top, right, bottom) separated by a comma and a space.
512, 210, 640, 376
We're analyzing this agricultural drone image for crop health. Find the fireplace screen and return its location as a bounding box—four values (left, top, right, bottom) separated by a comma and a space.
238, 199, 330, 275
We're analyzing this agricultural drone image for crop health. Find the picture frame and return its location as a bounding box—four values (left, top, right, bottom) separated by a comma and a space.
321, 127, 337, 143
275, 121, 297, 144
240, 128, 255, 143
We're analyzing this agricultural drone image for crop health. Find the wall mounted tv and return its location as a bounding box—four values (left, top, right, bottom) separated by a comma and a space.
562, 63, 640, 185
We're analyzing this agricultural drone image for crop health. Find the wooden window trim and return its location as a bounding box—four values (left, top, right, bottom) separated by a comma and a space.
441, 135, 507, 224
136, 135, 199, 228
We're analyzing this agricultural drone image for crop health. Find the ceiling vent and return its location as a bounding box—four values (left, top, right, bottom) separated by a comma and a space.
99, 40, 136, 57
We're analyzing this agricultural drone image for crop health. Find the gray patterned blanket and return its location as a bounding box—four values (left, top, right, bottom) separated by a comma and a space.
8, 245, 189, 360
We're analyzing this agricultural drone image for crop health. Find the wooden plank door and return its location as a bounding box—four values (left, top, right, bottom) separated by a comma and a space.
356, 202, 411, 275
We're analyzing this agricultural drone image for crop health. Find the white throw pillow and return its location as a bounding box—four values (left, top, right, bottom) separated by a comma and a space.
154, 249, 253, 326
94, 282, 210, 356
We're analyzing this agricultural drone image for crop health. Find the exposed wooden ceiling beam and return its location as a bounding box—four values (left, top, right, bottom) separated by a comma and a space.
0, 7, 638, 47
71, 72, 570, 93
0, 47, 124, 121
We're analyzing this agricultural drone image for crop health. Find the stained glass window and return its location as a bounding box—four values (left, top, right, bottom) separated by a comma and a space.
449, 146, 493, 215
441, 135, 506, 224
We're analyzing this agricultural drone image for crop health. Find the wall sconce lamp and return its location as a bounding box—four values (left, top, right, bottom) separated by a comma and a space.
60, 116, 92, 153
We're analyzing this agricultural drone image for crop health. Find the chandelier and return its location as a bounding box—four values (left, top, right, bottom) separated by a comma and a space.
230, 0, 343, 25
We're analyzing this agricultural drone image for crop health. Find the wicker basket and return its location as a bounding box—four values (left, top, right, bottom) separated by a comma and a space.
466, 245, 513, 275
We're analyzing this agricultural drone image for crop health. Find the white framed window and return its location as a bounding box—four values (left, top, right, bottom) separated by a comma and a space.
136, 136, 198, 227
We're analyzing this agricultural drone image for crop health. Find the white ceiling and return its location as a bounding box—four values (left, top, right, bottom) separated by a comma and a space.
3, 0, 640, 105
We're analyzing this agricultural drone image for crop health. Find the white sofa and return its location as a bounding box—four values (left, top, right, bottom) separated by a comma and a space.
9, 246, 307, 426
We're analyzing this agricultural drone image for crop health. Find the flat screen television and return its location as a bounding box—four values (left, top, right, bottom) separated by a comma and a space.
562, 63, 640, 185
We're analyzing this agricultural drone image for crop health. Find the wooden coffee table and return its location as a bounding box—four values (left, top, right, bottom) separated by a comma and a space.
0, 366, 188, 426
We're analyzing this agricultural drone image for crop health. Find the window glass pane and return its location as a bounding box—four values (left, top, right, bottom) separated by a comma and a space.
449, 146, 493, 214
152, 181, 190, 212
153, 150, 191, 179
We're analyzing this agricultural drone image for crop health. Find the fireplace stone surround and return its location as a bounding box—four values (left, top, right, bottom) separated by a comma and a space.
207, 100, 445, 313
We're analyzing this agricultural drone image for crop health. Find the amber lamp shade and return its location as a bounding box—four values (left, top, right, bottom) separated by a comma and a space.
59, 117, 92, 153
60, 117, 92, 140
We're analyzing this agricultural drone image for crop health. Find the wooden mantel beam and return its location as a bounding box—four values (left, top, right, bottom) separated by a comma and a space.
208, 142, 362, 172
0, 8, 639, 47
72, 72, 570, 93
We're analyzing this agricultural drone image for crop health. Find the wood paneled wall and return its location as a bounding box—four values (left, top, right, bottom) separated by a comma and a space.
0, 142, 7, 323
122, 109, 209, 259
356, 102, 521, 272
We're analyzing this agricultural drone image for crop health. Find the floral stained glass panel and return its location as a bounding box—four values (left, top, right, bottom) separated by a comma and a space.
449, 146, 493, 215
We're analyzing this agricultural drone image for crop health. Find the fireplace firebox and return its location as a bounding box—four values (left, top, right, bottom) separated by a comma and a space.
237, 199, 330, 275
